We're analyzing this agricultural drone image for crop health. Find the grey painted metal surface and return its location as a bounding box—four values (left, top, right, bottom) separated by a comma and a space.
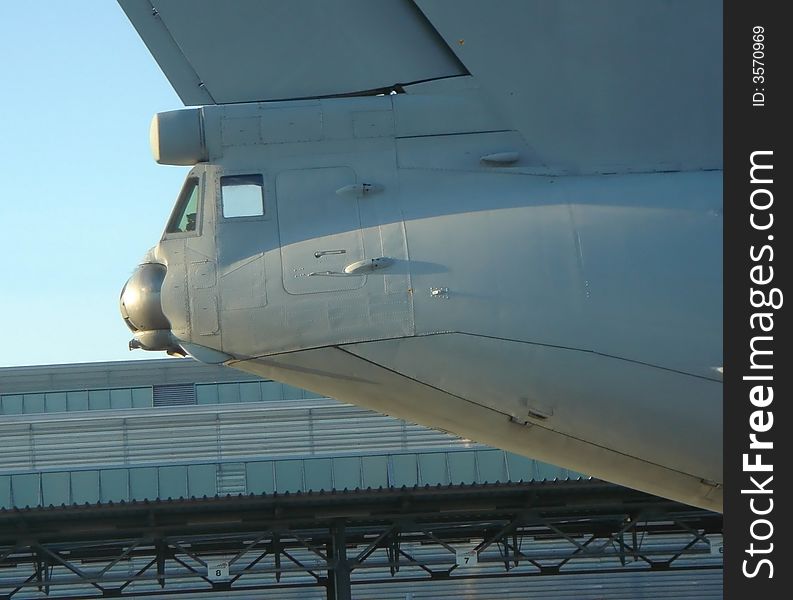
414, 0, 722, 173
119, 0, 465, 104
119, 0, 721, 173
116, 1, 723, 513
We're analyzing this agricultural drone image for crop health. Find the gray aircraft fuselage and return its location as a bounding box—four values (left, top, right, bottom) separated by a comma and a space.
120, 87, 722, 512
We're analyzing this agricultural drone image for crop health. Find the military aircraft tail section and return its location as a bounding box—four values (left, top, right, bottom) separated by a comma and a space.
117, 0, 465, 105
414, 0, 723, 174
121, 0, 721, 175
118, 1, 723, 512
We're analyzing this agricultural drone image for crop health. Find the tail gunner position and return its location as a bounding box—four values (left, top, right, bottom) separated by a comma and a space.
119, 0, 723, 511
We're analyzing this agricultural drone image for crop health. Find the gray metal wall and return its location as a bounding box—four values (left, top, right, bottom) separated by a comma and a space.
1, 388, 573, 509
0, 400, 483, 472
0, 448, 570, 509
0, 378, 318, 415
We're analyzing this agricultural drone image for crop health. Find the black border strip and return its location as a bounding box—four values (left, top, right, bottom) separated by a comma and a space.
724, 1, 791, 597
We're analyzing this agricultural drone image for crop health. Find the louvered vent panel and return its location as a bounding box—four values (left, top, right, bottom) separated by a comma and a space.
152, 384, 196, 407
216, 462, 246, 496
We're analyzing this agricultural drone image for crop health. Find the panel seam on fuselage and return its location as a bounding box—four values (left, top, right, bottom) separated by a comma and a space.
395, 129, 510, 140
238, 331, 722, 383
451, 332, 722, 383
333, 345, 718, 484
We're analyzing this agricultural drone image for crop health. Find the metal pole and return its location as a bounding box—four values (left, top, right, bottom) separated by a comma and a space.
327, 520, 351, 600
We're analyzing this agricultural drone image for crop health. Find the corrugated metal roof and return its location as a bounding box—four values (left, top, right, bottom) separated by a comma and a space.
0, 450, 581, 510
0, 400, 475, 473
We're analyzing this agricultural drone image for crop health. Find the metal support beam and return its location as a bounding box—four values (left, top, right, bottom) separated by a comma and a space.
327, 520, 351, 600
0, 482, 722, 599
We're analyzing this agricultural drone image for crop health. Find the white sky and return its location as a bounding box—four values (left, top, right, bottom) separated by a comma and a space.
0, 1, 190, 366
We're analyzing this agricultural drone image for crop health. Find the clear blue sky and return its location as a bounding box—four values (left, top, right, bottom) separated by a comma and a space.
0, 1, 190, 366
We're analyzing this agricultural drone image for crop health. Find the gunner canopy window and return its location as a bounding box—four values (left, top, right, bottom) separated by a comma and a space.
221, 174, 264, 218
166, 177, 199, 233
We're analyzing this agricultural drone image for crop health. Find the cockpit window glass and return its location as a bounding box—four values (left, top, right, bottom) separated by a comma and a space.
166, 177, 200, 234
221, 174, 264, 218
